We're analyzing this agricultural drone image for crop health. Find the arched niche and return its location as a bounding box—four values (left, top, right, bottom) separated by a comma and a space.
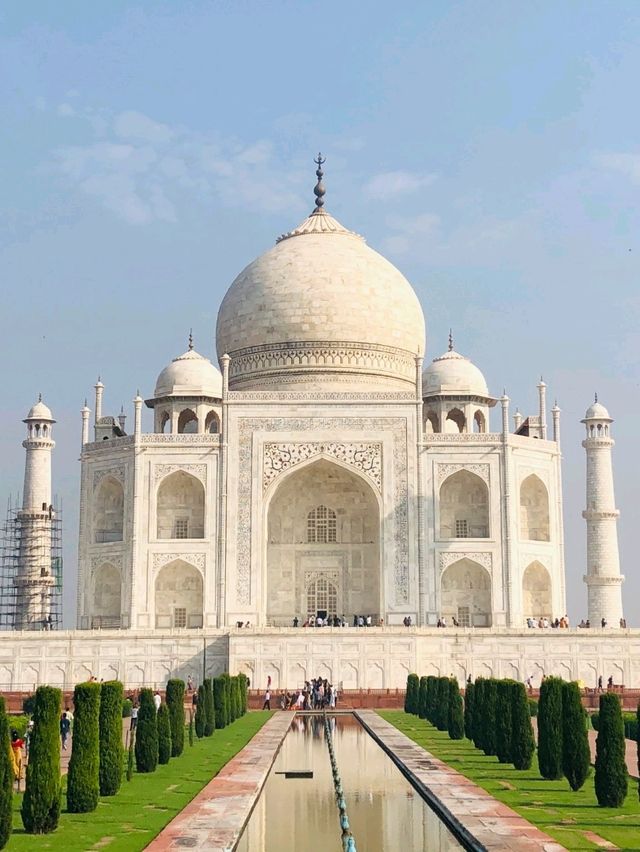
178, 408, 198, 434
522, 560, 552, 619
441, 558, 492, 626
94, 476, 124, 543
439, 470, 489, 539
266, 458, 380, 625
424, 410, 440, 434
155, 560, 203, 629
158, 411, 170, 434
473, 410, 486, 433
520, 474, 550, 541
91, 562, 122, 628
156, 470, 205, 539
205, 410, 220, 434
445, 407, 465, 433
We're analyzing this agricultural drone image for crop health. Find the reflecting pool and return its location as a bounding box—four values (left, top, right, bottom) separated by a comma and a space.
236, 714, 462, 851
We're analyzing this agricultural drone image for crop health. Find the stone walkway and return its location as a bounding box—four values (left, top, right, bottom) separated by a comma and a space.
145, 712, 292, 851
357, 711, 566, 851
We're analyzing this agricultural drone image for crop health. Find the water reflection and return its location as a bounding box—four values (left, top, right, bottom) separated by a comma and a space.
236, 715, 461, 851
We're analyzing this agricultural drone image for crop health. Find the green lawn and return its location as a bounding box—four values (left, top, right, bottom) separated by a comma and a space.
379, 711, 640, 852
9, 712, 272, 851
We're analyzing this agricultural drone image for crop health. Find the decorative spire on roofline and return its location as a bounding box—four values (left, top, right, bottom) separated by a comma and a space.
448, 329, 453, 352
313, 152, 326, 212
188, 328, 194, 351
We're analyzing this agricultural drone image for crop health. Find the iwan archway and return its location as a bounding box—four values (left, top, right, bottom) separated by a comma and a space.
265, 458, 381, 625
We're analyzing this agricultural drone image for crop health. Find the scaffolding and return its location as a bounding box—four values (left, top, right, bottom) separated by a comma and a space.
0, 494, 63, 630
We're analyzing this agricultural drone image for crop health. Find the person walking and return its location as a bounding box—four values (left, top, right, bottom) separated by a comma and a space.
263, 689, 271, 710
187, 674, 194, 693
154, 690, 162, 711
60, 711, 71, 750
10, 730, 24, 789
130, 702, 139, 732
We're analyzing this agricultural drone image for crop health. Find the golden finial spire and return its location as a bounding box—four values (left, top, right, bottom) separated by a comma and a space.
313, 153, 326, 211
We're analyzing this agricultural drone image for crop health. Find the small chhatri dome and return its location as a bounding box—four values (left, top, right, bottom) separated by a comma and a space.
154, 339, 222, 399
25, 396, 55, 422
423, 345, 489, 398
584, 395, 611, 421
216, 156, 426, 391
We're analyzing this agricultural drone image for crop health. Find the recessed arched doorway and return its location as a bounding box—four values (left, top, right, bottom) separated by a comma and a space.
440, 557, 492, 626
265, 458, 381, 625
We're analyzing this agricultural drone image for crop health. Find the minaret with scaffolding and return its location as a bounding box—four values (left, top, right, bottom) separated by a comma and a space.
0, 397, 62, 630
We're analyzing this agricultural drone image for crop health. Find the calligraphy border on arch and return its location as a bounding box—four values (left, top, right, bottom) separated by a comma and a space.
436, 463, 490, 486
151, 552, 206, 573
236, 417, 409, 607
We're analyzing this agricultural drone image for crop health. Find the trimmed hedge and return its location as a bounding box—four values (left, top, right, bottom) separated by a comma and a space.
203, 678, 215, 737
495, 680, 513, 764
134, 689, 158, 773
21, 685, 61, 834
213, 677, 228, 729
122, 698, 133, 718
481, 679, 498, 756
157, 704, 172, 765
166, 679, 185, 757
463, 682, 475, 740
238, 673, 248, 715
99, 681, 124, 797
425, 676, 437, 724
510, 681, 535, 770
67, 681, 101, 813
436, 678, 450, 731
594, 692, 628, 807
562, 681, 590, 791
592, 710, 638, 741
194, 685, 205, 738
0, 697, 13, 849
471, 678, 485, 749
538, 677, 564, 780
405, 674, 418, 714
447, 679, 464, 740
528, 699, 538, 717
418, 677, 428, 720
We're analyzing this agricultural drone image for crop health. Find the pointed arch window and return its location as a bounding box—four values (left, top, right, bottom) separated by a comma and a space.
307, 505, 337, 543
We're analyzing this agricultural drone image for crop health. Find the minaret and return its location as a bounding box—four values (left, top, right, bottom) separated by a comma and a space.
582, 396, 624, 627
15, 397, 57, 630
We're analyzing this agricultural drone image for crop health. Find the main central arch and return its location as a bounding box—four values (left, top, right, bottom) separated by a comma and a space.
265, 458, 381, 625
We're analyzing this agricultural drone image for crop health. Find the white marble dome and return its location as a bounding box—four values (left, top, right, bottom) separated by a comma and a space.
584, 400, 611, 420
423, 349, 489, 397
25, 397, 54, 421
215, 209, 426, 390
154, 348, 222, 399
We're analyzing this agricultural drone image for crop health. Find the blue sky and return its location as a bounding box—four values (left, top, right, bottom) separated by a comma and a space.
1, 1, 638, 626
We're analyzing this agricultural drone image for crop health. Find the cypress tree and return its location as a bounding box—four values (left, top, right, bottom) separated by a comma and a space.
239, 673, 248, 715
21, 685, 61, 834
230, 677, 240, 722
510, 681, 535, 770
213, 677, 228, 728
157, 704, 172, 765
481, 679, 498, 756
222, 674, 233, 723
594, 692, 628, 807
436, 678, 450, 731
0, 697, 13, 849
134, 689, 158, 773
637, 700, 639, 800
447, 679, 464, 740
99, 680, 124, 797
495, 680, 513, 764
67, 682, 101, 813
472, 678, 485, 749
405, 674, 419, 714
166, 679, 185, 757
464, 682, 475, 740
126, 732, 135, 781
425, 676, 437, 723
538, 677, 564, 780
188, 713, 194, 746
418, 677, 428, 719
561, 681, 590, 791
194, 685, 205, 738
203, 678, 215, 737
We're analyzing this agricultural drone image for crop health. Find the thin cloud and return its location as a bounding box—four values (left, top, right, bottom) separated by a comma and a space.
50, 105, 307, 224
365, 170, 436, 200
595, 152, 640, 183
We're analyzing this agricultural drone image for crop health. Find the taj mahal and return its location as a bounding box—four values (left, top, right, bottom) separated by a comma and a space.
3, 161, 638, 692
